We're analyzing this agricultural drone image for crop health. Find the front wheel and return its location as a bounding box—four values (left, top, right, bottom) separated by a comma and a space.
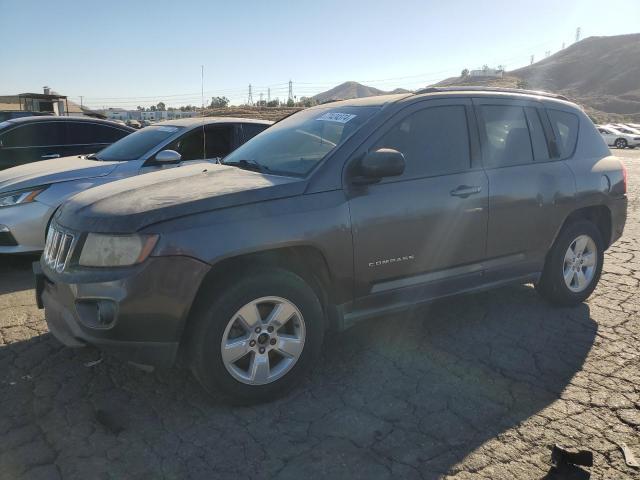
188, 269, 324, 403
536, 220, 604, 306
614, 138, 628, 149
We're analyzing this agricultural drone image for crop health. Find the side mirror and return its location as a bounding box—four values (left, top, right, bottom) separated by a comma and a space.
155, 149, 182, 163
354, 148, 405, 184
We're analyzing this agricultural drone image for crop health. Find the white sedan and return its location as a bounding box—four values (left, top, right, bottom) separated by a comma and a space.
597, 125, 640, 149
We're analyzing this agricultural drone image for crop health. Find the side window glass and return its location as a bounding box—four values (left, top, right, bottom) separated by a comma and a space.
166, 128, 204, 161
67, 123, 129, 144
480, 106, 533, 168
94, 125, 130, 143
374, 105, 471, 179
204, 125, 233, 158
242, 123, 268, 142
547, 109, 579, 158
524, 107, 550, 161
2, 123, 66, 147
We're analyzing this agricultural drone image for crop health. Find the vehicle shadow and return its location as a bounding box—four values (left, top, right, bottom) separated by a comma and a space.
0, 283, 595, 479
0, 254, 37, 294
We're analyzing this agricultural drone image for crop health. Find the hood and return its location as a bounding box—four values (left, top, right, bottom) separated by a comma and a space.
0, 156, 120, 194
56, 163, 306, 232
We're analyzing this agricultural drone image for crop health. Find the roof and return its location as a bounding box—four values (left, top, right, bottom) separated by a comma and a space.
2, 115, 135, 130
19, 93, 67, 100
308, 93, 412, 109
158, 117, 274, 127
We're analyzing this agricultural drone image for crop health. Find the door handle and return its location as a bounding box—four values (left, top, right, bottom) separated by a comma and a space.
450, 185, 482, 198
41, 154, 60, 159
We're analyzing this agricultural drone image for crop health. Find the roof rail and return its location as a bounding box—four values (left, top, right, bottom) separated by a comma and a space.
414, 86, 569, 101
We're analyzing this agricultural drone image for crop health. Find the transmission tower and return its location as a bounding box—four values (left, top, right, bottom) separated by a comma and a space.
530, 54, 534, 65
575, 27, 581, 43
267, 88, 271, 105
259, 92, 263, 106
247, 84, 254, 106
288, 80, 294, 102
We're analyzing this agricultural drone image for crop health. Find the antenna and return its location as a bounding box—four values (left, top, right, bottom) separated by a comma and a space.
247, 84, 253, 106
201, 65, 206, 160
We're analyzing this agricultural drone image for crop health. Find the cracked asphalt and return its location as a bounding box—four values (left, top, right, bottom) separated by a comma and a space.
1, 150, 639, 480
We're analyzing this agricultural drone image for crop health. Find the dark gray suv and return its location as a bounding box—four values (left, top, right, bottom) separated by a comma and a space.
36, 88, 628, 403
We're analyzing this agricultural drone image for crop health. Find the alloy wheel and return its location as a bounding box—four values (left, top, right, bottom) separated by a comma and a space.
220, 296, 306, 385
563, 234, 597, 293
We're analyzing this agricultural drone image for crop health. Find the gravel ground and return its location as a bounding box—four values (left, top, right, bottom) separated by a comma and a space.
0, 150, 638, 480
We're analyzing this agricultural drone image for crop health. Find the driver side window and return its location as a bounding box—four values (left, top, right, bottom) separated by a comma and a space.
165, 128, 204, 161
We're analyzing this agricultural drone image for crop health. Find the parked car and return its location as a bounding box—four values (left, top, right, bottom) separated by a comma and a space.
0, 111, 54, 122
0, 116, 134, 170
610, 124, 640, 136
36, 88, 627, 403
0, 117, 271, 253
126, 119, 142, 129
596, 125, 640, 149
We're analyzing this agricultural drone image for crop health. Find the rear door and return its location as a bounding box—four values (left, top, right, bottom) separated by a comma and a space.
348, 98, 489, 305
474, 98, 575, 278
0, 122, 67, 168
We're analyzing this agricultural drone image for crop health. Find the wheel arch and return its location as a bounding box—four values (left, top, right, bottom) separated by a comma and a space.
180, 244, 339, 354
554, 205, 613, 250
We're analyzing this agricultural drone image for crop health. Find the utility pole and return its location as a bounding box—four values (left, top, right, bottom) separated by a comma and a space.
201, 65, 204, 113
247, 84, 253, 106
79, 96, 83, 108
288, 80, 294, 103
575, 27, 581, 43
267, 88, 271, 105
530, 54, 534, 65
259, 92, 263, 107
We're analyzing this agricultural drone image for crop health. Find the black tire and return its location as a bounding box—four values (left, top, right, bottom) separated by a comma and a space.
536, 220, 604, 307
614, 138, 627, 149
188, 269, 324, 404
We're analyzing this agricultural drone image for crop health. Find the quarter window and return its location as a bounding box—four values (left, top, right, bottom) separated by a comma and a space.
547, 109, 579, 158
374, 105, 471, 178
480, 106, 533, 168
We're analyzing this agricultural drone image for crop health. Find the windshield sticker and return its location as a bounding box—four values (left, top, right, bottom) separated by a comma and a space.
316, 112, 357, 124
157, 126, 178, 132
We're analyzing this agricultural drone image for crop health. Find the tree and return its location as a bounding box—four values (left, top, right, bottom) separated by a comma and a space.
516, 79, 529, 89
461, 68, 469, 77
210, 96, 230, 108
286, 98, 295, 107
149, 105, 157, 112
267, 99, 279, 107
136, 105, 144, 111
156, 102, 166, 111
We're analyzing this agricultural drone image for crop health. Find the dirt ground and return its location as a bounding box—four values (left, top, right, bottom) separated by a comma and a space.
0, 150, 638, 479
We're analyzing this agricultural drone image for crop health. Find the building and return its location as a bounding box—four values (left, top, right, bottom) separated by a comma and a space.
102, 108, 197, 122
469, 67, 504, 78
0, 86, 104, 119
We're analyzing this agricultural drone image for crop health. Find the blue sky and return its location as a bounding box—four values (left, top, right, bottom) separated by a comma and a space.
1, 0, 638, 108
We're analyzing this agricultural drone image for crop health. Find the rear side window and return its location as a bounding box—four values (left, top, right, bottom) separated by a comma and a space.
524, 107, 550, 161
1, 123, 66, 147
480, 106, 533, 168
242, 123, 268, 142
374, 105, 471, 178
66, 122, 130, 144
547, 109, 579, 158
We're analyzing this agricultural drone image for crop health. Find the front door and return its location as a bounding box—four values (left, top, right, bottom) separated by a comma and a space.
348, 99, 488, 307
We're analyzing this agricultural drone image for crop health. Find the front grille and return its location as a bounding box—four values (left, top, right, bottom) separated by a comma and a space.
43, 226, 75, 272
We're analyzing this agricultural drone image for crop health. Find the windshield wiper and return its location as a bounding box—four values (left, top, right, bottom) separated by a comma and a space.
85, 153, 101, 160
224, 159, 271, 173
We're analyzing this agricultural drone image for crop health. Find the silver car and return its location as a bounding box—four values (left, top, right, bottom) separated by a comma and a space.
0, 117, 271, 253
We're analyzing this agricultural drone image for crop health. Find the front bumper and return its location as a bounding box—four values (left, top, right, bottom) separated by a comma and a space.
36, 255, 210, 368
0, 201, 55, 253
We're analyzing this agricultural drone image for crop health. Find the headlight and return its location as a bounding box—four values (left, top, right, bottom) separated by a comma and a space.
0, 187, 47, 207
78, 233, 159, 267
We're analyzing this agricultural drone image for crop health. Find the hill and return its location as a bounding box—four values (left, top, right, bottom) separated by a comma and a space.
312, 81, 410, 103
434, 34, 640, 122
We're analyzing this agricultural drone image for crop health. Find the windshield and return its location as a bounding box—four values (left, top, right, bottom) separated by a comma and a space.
223, 106, 379, 176
95, 125, 184, 161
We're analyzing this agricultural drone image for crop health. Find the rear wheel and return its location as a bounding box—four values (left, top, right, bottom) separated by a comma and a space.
536, 220, 604, 306
189, 269, 324, 403
614, 138, 627, 149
